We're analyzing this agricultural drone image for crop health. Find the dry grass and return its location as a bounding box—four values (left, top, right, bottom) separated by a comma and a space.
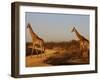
26, 40, 89, 67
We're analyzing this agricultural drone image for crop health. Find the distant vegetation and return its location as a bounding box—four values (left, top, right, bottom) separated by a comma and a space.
45, 40, 80, 50
26, 40, 80, 51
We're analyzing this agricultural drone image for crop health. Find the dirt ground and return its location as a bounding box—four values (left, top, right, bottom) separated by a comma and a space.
26, 48, 89, 67
26, 49, 56, 67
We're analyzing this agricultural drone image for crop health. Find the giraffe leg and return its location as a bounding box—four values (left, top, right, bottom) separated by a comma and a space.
79, 43, 83, 58
43, 45, 45, 53
81, 49, 84, 58
31, 44, 35, 58
43, 46, 46, 58
41, 44, 46, 58
79, 48, 83, 58
81, 51, 83, 58
34, 46, 39, 57
38, 44, 43, 58
31, 49, 33, 57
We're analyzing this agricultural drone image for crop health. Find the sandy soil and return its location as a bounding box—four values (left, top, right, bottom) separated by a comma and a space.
26, 48, 89, 67
26, 49, 57, 67
26, 41, 89, 67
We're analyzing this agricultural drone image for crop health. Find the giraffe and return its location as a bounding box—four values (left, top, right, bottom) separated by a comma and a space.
71, 27, 89, 58
27, 23, 45, 57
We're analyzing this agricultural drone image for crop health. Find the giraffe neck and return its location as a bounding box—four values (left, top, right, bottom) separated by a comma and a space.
74, 29, 84, 40
28, 27, 37, 39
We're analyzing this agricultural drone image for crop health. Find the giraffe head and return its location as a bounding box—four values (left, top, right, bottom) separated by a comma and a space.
27, 23, 34, 31
71, 27, 76, 32
27, 23, 36, 35
27, 23, 31, 29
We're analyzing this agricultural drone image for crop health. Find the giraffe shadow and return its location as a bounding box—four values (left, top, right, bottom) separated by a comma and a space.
44, 51, 89, 65
26, 48, 42, 56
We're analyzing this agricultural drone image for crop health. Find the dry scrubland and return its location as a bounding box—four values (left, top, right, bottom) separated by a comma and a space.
26, 40, 89, 67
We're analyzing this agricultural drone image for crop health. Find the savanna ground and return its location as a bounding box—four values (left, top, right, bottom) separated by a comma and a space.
26, 40, 89, 67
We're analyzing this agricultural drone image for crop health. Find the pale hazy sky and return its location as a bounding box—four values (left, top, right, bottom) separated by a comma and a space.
25, 12, 89, 42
